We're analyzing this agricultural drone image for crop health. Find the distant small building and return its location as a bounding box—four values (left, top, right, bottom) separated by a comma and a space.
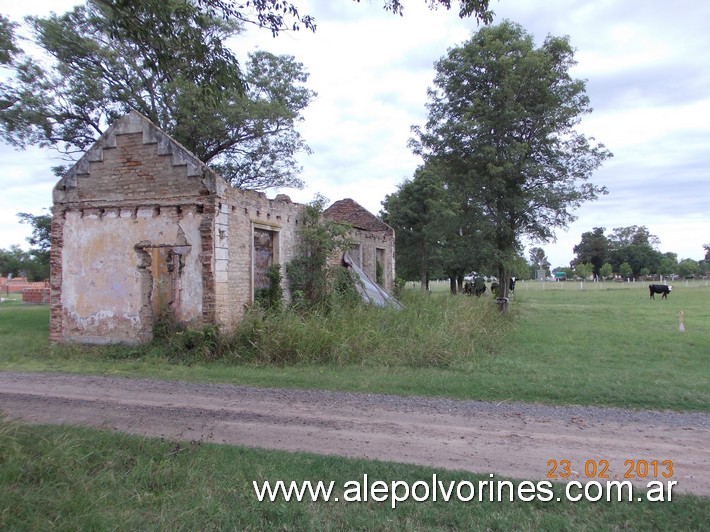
323, 198, 395, 292
50, 111, 394, 344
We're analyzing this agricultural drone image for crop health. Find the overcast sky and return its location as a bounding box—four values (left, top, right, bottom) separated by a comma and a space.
1, 0, 708, 268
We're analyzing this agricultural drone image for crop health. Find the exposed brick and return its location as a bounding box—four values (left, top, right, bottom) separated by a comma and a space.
51, 111, 395, 344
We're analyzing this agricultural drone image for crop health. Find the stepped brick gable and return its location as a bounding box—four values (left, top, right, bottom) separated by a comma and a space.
50, 112, 394, 344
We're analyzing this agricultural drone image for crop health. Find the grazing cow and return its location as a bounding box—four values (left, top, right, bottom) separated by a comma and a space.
463, 277, 487, 297
491, 278, 516, 297
463, 281, 474, 295
473, 277, 486, 297
649, 284, 672, 300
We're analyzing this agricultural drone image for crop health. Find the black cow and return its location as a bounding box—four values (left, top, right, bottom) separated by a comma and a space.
649, 284, 672, 300
474, 277, 486, 297
463, 281, 474, 295
509, 277, 516, 296
463, 277, 487, 297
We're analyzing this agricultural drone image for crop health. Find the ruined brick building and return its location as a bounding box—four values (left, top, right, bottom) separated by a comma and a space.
50, 111, 394, 344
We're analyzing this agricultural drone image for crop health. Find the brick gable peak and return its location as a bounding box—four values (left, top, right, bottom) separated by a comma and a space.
54, 110, 223, 198
323, 198, 393, 234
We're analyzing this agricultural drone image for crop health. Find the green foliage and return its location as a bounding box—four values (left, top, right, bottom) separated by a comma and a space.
0, 244, 48, 281
254, 264, 283, 311
381, 164, 464, 287
1, 0, 313, 191
411, 21, 612, 301
677, 258, 698, 278
528, 247, 549, 271
618, 262, 633, 279
572, 227, 609, 275
599, 262, 613, 279
0, 14, 19, 65
574, 262, 593, 280
13, 211, 51, 280
228, 289, 510, 367
152, 312, 226, 365
285, 195, 354, 309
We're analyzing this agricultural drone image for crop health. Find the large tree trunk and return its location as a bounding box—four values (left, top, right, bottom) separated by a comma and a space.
449, 276, 457, 295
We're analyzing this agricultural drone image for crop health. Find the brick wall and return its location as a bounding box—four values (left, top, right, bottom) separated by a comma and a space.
0, 278, 48, 294
214, 188, 306, 328
23, 287, 50, 304
51, 111, 213, 344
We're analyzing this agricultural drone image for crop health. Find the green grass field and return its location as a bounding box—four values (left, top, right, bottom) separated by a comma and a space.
1, 418, 708, 530
1, 281, 707, 411
1, 285, 708, 529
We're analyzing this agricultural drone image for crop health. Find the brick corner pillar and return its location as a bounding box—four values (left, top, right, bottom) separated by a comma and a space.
49, 208, 65, 343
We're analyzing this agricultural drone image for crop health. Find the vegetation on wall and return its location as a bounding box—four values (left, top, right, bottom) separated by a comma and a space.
285, 195, 354, 309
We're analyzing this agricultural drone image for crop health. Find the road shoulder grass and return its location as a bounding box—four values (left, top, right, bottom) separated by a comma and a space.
1, 418, 706, 530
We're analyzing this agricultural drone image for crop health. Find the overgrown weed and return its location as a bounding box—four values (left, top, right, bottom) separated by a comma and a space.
145, 291, 511, 368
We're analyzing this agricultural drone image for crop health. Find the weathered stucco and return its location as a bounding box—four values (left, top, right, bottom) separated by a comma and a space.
58, 208, 204, 344
51, 111, 394, 344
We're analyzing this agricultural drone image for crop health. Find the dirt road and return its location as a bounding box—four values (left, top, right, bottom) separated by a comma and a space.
1, 371, 707, 496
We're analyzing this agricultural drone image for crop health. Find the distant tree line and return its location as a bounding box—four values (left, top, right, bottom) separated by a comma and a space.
0, 213, 50, 281
569, 226, 709, 280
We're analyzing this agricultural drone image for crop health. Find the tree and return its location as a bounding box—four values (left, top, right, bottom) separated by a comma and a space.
599, 262, 613, 280
381, 165, 456, 290
9, 212, 52, 280
574, 262, 593, 280
658, 254, 677, 277
677, 258, 698, 279
104, 0, 494, 38
285, 195, 353, 308
619, 262, 632, 280
528, 247, 549, 271
606, 226, 664, 278
0, 245, 28, 278
572, 227, 609, 276
411, 21, 611, 307
17, 212, 51, 260
509, 254, 531, 280
375, 0, 493, 21
608, 225, 660, 249
0, 15, 19, 65
1, 0, 314, 190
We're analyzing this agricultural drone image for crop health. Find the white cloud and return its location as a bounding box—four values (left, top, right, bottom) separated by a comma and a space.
1, 0, 708, 268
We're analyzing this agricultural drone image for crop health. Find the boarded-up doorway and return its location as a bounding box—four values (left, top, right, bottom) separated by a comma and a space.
376, 247, 385, 286
144, 246, 190, 319
253, 229, 276, 296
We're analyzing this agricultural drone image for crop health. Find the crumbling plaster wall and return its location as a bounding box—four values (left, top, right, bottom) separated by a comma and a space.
56, 207, 204, 344
344, 230, 395, 292
51, 112, 216, 344
214, 188, 305, 329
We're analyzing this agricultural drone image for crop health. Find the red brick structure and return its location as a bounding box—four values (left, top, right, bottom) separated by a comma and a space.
50, 111, 394, 344
323, 198, 395, 292
22, 287, 50, 305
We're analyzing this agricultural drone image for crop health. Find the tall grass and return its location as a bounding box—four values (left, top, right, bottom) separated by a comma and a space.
2, 284, 708, 410
226, 291, 509, 367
